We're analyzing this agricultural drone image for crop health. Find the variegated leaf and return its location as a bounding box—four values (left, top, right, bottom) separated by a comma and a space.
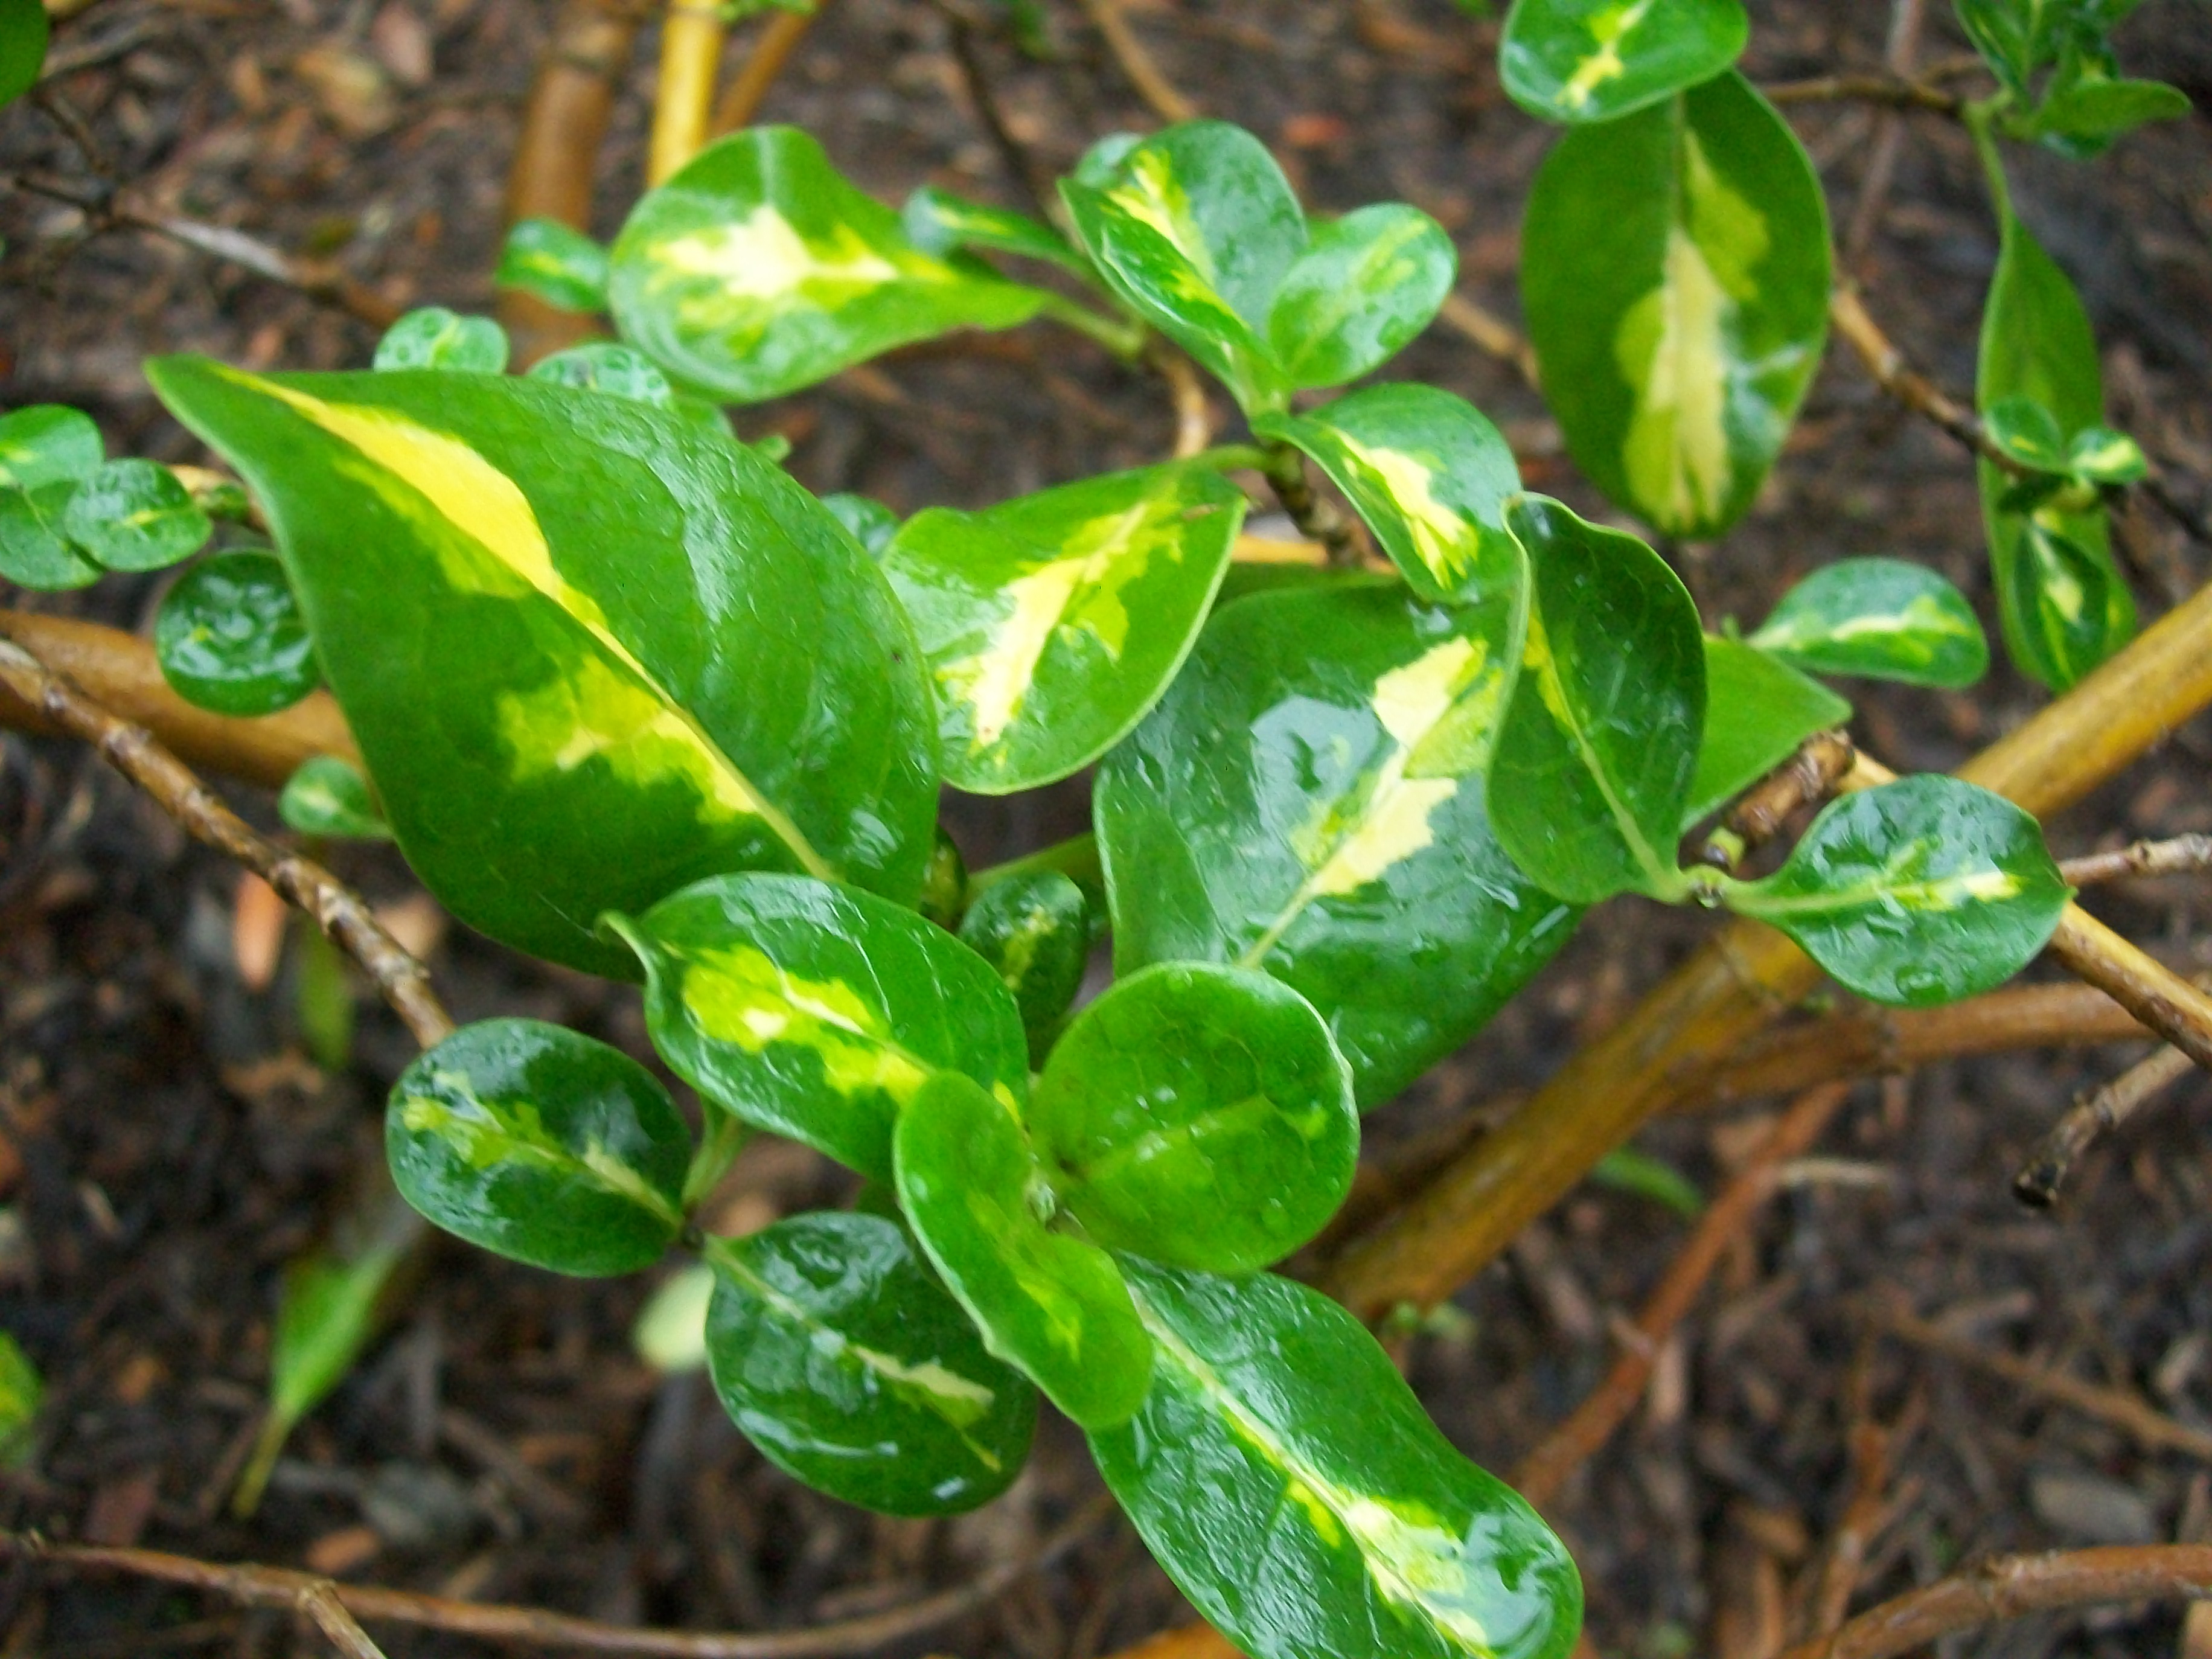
1254, 385, 1523, 604
1092, 1261, 1584, 1659
386, 1018, 691, 1276
1521, 72, 1830, 540
1977, 208, 2134, 689
705, 1212, 1037, 1516
147, 357, 938, 977
1501, 0, 1748, 123
610, 874, 1028, 1181
1096, 581, 1578, 1108
1748, 558, 1989, 688
1721, 775, 2071, 1005
894, 1070, 1155, 1430
610, 127, 1048, 404
883, 461, 1245, 793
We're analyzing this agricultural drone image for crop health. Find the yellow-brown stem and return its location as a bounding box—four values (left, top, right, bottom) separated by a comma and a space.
712, 5, 819, 134
649, 0, 726, 187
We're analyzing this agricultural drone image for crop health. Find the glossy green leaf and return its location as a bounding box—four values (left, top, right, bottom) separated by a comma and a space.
823, 491, 899, 557
610, 127, 1047, 404
0, 0, 48, 112
0, 405, 101, 490
705, 1211, 1036, 1515
154, 549, 318, 716
148, 357, 938, 977
496, 218, 612, 313
1500, 0, 1747, 123
1681, 636, 1849, 829
1092, 1261, 1583, 1659
1521, 71, 1830, 540
1031, 963, 1357, 1274
609, 872, 1027, 1182
957, 869, 1092, 1055
374, 307, 511, 373
1096, 580, 1579, 1108
2063, 426, 2147, 485
893, 1069, 1153, 1429
1748, 558, 1989, 688
280, 755, 392, 841
1253, 385, 1522, 603
1488, 496, 1703, 903
901, 185, 1089, 275
0, 1331, 40, 1466
1984, 395, 2071, 473
527, 342, 676, 405
1977, 212, 2133, 689
387, 1017, 690, 1275
1722, 775, 2071, 1006
1267, 204, 1456, 391
883, 460, 1245, 793
61, 458, 212, 572
0, 481, 100, 590
1060, 121, 1306, 411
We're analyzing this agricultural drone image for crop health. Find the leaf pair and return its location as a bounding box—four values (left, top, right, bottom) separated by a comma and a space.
1061, 123, 1455, 412
1488, 497, 2068, 1005
0, 406, 213, 590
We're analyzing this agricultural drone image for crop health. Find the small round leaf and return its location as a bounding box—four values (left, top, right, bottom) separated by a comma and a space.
706, 1212, 1037, 1515
373, 307, 511, 373
387, 1018, 690, 1276
1748, 558, 1989, 689
61, 459, 211, 572
495, 218, 612, 314
155, 549, 318, 715
279, 755, 392, 841
0, 404, 102, 491
527, 343, 674, 405
1725, 775, 2071, 1006
0, 482, 101, 589
1031, 964, 1358, 1275
957, 870, 1092, 1049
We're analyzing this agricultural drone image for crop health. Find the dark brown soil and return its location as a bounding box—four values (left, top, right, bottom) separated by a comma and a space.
3, 2, 2211, 1655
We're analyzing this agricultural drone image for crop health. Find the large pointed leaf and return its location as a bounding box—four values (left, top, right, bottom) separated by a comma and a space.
1096, 581, 1579, 1109
1748, 558, 1989, 688
148, 357, 938, 977
1521, 71, 1830, 540
1254, 385, 1523, 604
1031, 963, 1358, 1274
1091, 1261, 1584, 1659
1501, 0, 1747, 123
608, 872, 1028, 1181
705, 1212, 1036, 1516
883, 461, 1245, 793
1060, 121, 1306, 412
1681, 636, 1849, 830
893, 1070, 1154, 1430
609, 127, 1048, 404
1722, 775, 2071, 1005
387, 1018, 691, 1276
1976, 211, 2133, 689
1488, 496, 1704, 903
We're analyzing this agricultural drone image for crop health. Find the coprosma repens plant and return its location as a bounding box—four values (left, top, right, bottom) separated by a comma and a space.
0, 1, 2190, 1654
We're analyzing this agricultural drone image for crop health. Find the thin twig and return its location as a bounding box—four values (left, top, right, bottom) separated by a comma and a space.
2044, 906, 2212, 1073
302, 1586, 389, 1659
4, 171, 401, 328
1773, 1544, 2212, 1659
1870, 1301, 2212, 1463
1699, 729, 1858, 871
1763, 72, 1960, 113
712, 4, 819, 134
2015, 1043, 2200, 1206
2059, 833, 2212, 887
1151, 344, 1213, 458
1513, 1082, 1856, 1508
1436, 293, 1540, 389
0, 638, 450, 1050
1841, 0, 1929, 266
930, 0, 1058, 220
1072, 0, 1195, 124
1259, 441, 1364, 567
1830, 282, 2212, 549
3, 1494, 1114, 1657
